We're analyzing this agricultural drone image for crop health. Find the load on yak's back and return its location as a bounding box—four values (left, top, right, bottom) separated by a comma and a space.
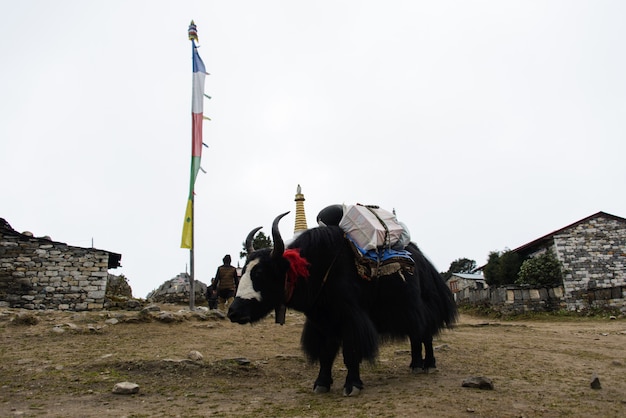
318, 203, 414, 280
335, 204, 411, 250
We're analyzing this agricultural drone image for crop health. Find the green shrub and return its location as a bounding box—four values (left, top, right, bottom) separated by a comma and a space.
516, 249, 563, 287
484, 249, 523, 286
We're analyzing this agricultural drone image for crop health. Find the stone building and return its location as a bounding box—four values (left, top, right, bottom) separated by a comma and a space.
510, 211, 626, 311
452, 212, 626, 314
447, 273, 488, 297
0, 218, 121, 310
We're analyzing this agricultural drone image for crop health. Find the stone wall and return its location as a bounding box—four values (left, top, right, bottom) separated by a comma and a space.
0, 227, 118, 311
456, 285, 566, 315
457, 283, 626, 315
553, 214, 626, 311
568, 285, 626, 312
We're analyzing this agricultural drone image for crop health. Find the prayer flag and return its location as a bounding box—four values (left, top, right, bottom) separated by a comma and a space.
181, 22, 207, 249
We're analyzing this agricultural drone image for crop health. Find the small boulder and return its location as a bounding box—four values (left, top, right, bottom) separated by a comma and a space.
462, 376, 494, 390
209, 310, 226, 319
156, 311, 181, 323
112, 381, 140, 395
51, 326, 65, 334
590, 374, 601, 390
141, 305, 161, 314
188, 350, 204, 361
234, 357, 251, 365
126, 299, 142, 310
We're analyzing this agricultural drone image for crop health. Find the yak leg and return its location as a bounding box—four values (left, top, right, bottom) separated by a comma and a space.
409, 334, 436, 373
422, 336, 437, 372
313, 338, 340, 393
342, 345, 364, 396
341, 320, 370, 396
341, 312, 378, 396
302, 319, 339, 393
409, 333, 425, 373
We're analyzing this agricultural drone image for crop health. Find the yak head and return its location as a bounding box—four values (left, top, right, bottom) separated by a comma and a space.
228, 212, 291, 324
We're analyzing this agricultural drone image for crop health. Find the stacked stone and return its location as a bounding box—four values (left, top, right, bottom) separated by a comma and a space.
105, 274, 133, 299
0, 235, 111, 311
104, 274, 143, 310
146, 273, 208, 306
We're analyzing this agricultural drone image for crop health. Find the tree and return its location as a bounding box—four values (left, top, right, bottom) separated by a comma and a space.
239, 231, 272, 259
499, 250, 523, 285
483, 249, 523, 286
441, 258, 477, 281
516, 249, 563, 287
483, 251, 502, 286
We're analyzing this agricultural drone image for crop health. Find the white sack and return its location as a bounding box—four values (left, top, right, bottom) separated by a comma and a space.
339, 205, 407, 251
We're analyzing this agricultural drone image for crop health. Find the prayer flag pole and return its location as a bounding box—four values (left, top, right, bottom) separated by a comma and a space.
181, 20, 208, 310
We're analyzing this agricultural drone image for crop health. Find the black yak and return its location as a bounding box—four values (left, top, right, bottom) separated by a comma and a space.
228, 211, 457, 396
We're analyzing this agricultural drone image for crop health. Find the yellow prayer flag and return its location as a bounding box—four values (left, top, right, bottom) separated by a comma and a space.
181, 199, 193, 249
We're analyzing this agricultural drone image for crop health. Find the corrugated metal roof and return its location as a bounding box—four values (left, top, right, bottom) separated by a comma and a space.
451, 273, 485, 280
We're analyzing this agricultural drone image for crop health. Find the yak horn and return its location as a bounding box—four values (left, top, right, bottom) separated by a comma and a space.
245, 226, 263, 254
270, 211, 290, 259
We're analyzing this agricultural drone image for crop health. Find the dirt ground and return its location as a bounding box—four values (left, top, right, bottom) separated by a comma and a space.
1, 304, 625, 418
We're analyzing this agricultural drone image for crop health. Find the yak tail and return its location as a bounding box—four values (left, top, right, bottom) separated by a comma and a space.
407, 243, 458, 336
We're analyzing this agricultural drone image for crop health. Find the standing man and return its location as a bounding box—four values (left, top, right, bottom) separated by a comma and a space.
212, 254, 238, 312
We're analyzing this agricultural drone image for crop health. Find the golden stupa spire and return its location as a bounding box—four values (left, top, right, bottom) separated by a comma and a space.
293, 184, 308, 234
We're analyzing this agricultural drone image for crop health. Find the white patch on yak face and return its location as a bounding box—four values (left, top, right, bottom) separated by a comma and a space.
236, 258, 262, 301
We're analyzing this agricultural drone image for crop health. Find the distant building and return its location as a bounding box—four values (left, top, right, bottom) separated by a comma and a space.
447, 273, 487, 295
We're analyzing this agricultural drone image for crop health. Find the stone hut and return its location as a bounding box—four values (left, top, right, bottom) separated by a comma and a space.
468, 211, 626, 313
511, 211, 626, 311
0, 218, 121, 310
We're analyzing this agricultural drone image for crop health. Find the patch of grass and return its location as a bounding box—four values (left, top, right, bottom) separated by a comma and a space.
11, 312, 40, 326
459, 305, 623, 321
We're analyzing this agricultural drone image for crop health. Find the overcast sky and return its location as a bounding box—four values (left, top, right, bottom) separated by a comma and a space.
2, 1, 625, 298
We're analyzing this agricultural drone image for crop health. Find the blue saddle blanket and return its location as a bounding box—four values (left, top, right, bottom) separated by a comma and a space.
347, 235, 414, 263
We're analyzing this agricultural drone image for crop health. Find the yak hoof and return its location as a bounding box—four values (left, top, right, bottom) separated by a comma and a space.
313, 385, 330, 394
343, 386, 361, 397
412, 367, 438, 374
